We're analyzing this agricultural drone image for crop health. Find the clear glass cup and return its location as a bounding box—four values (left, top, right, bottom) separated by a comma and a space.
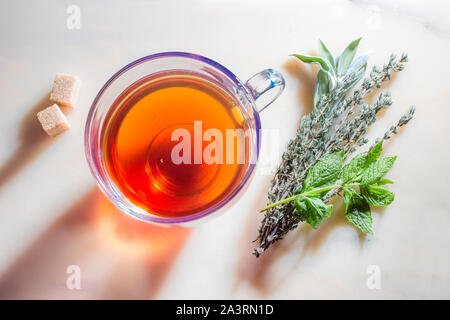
85, 52, 284, 225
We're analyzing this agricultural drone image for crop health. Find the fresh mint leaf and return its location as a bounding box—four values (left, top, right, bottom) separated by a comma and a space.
343, 186, 355, 206
292, 54, 332, 72
294, 195, 307, 213
336, 37, 362, 76
302, 151, 345, 192
318, 39, 336, 69
342, 141, 384, 184
374, 178, 394, 186
342, 153, 366, 184
361, 185, 395, 207
343, 187, 373, 234
294, 195, 333, 229
365, 141, 383, 165
361, 156, 397, 186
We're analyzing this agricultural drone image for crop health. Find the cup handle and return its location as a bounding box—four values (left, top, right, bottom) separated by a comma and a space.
245, 68, 285, 113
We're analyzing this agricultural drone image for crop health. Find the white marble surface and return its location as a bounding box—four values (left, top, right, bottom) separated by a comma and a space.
0, 0, 449, 299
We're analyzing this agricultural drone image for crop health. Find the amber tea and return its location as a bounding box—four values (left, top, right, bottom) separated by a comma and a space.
101, 72, 251, 218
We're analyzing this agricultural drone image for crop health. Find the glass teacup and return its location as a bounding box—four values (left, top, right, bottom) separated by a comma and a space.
85, 52, 284, 225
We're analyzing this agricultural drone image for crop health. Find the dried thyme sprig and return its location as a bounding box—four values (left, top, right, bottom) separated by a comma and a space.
374, 105, 416, 146
254, 39, 414, 257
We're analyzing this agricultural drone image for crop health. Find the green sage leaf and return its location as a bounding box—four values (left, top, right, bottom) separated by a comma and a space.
361, 185, 395, 207
292, 54, 331, 72
348, 53, 370, 74
294, 195, 333, 229
302, 151, 345, 192
343, 187, 373, 234
341, 53, 370, 91
318, 39, 336, 69
314, 70, 333, 108
361, 156, 397, 186
336, 37, 362, 77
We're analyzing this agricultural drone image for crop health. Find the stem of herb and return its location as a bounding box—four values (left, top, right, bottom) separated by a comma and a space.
260, 182, 359, 212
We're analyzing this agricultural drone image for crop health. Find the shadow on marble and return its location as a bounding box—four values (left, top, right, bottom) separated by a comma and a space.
234, 182, 399, 296
233, 173, 282, 297
0, 93, 54, 190
234, 190, 346, 296
0, 188, 191, 299
234, 227, 286, 297
282, 56, 316, 116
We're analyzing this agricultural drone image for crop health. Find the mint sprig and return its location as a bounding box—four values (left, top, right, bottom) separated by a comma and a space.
260, 141, 397, 234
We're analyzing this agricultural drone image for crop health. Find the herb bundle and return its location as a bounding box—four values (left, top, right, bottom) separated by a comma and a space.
254, 38, 415, 257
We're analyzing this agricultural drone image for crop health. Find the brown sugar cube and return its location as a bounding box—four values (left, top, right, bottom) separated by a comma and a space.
49, 73, 81, 108
37, 104, 71, 137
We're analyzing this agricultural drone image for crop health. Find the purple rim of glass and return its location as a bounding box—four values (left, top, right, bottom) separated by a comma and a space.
84, 52, 262, 224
